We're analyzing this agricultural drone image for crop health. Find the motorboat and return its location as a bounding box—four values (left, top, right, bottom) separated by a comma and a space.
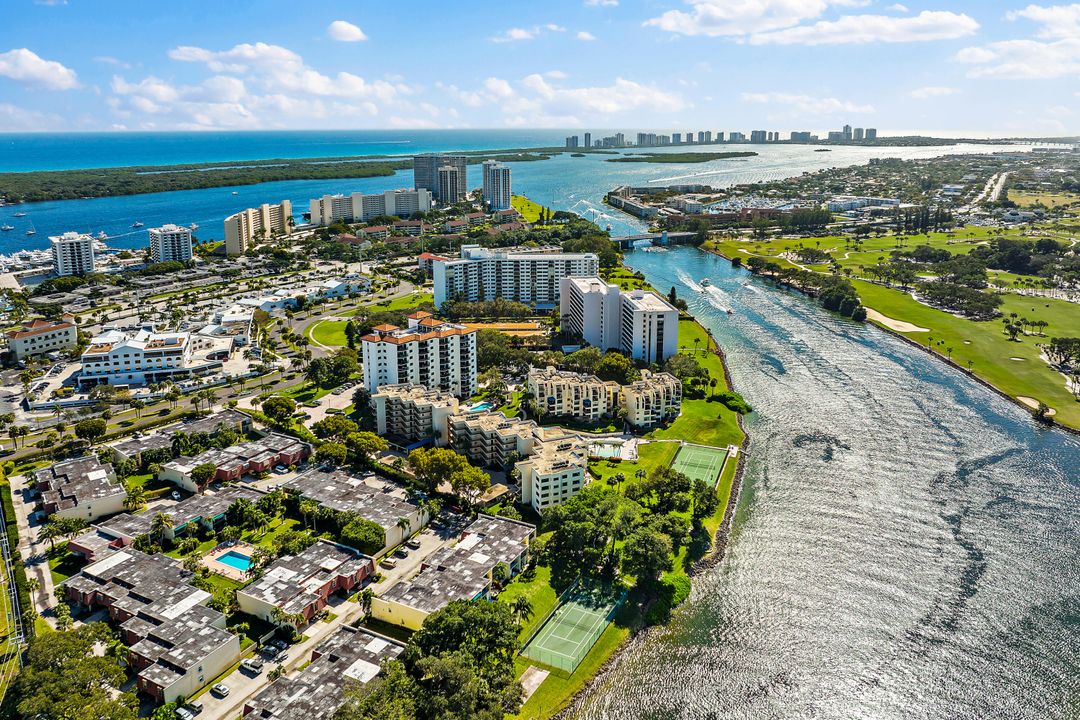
97, 231, 108, 240
189, 223, 198, 231
12, 212, 26, 217
0, 225, 12, 232
131, 221, 144, 228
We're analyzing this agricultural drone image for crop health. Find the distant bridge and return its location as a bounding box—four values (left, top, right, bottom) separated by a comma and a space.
611, 231, 698, 250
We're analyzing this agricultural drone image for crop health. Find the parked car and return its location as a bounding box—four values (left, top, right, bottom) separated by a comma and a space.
271, 639, 288, 651
210, 683, 230, 698
393, 548, 409, 559
176, 709, 195, 720
240, 658, 264, 674
405, 538, 422, 550
170, 491, 182, 501
380, 558, 398, 569
183, 700, 203, 715
261, 645, 279, 659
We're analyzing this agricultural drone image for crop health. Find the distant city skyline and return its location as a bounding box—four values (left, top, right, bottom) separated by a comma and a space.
1, 0, 1078, 135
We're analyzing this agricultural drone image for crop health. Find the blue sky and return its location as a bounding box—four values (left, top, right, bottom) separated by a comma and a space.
1, 0, 1078, 135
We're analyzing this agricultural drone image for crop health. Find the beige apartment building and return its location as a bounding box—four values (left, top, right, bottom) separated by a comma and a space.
224, 200, 293, 255
621, 369, 683, 428
371, 383, 460, 446
527, 366, 620, 423
6, 313, 78, 360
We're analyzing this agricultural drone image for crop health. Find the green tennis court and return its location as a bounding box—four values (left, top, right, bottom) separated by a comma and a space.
671, 443, 729, 488
521, 586, 623, 673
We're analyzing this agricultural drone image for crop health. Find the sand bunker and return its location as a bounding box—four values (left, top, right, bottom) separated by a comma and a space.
1017, 396, 1057, 415
865, 308, 929, 333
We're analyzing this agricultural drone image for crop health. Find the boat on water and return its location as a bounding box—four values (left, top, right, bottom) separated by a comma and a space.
701, 278, 711, 286
189, 223, 198, 231
131, 221, 144, 228
97, 231, 108, 240
0, 225, 12, 232
25, 229, 35, 236
231, 191, 239, 195
12, 212, 26, 218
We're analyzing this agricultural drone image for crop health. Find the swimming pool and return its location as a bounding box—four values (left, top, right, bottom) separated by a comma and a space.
216, 550, 254, 572
467, 401, 494, 413
590, 442, 623, 458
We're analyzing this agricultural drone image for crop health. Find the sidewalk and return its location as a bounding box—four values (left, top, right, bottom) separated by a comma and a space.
8, 473, 57, 625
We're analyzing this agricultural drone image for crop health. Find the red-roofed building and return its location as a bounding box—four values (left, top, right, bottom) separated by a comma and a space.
360, 315, 476, 397
418, 253, 450, 276
5, 313, 78, 360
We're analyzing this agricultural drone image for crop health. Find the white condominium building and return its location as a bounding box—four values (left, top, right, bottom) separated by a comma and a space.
432, 244, 599, 309
448, 412, 537, 468
527, 366, 620, 423
148, 224, 193, 263
561, 277, 679, 364
526, 365, 682, 429
223, 200, 293, 256
360, 311, 477, 397
50, 231, 96, 276
482, 161, 512, 211
79, 329, 196, 388
371, 384, 460, 446
309, 189, 432, 226
621, 370, 682, 428
517, 432, 589, 515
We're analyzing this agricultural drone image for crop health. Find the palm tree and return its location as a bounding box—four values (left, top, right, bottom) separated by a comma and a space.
299, 499, 318, 531
360, 588, 374, 616
150, 512, 173, 546
395, 517, 411, 542
40, 522, 64, 551
512, 595, 533, 624
124, 485, 147, 512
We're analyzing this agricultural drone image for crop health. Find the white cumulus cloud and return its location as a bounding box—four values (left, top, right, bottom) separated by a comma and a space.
909, 85, 960, 99
645, 0, 836, 37
327, 20, 367, 42
741, 91, 875, 114
0, 48, 78, 90
956, 4, 1080, 78
577, 31, 597, 41
586, 0, 618, 5
749, 11, 979, 45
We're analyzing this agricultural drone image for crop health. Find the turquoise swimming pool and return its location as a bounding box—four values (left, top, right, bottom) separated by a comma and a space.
590, 443, 623, 458
217, 550, 253, 572
467, 401, 494, 413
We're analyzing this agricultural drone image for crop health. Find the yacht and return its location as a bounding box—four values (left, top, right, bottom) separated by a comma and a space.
131, 221, 144, 228
12, 212, 26, 218
25, 228, 35, 236
0, 225, 12, 232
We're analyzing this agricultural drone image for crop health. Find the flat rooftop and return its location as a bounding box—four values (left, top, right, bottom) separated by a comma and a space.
36, 456, 123, 512
244, 626, 404, 720
285, 469, 419, 532
379, 514, 534, 615
238, 541, 370, 615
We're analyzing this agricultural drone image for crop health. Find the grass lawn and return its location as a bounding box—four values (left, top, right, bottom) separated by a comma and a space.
47, 544, 86, 586
602, 267, 651, 292
853, 280, 1080, 429
587, 441, 678, 488
1008, 190, 1080, 208
342, 291, 434, 314
499, 391, 524, 418
512, 195, 545, 223
497, 565, 559, 643
227, 611, 276, 648
124, 472, 172, 492
307, 319, 348, 347
279, 382, 333, 404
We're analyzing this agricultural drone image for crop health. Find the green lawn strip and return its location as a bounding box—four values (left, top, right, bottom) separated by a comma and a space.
853, 280, 1080, 430
511, 195, 545, 223
497, 392, 523, 418
587, 442, 678, 489
513, 600, 638, 719
308, 319, 349, 347
497, 565, 559, 643
47, 543, 85, 586
339, 292, 435, 315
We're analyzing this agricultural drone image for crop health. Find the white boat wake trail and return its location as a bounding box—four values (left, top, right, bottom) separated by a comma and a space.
676, 269, 703, 293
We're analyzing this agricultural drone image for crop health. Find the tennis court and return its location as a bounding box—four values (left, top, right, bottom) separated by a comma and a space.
671, 443, 729, 488
521, 585, 623, 673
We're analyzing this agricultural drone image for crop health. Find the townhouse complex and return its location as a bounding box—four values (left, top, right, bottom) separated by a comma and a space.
431, 244, 599, 308
560, 277, 680, 364
371, 514, 534, 630
35, 455, 125, 522
63, 550, 240, 703
160, 432, 312, 491
359, 311, 477, 397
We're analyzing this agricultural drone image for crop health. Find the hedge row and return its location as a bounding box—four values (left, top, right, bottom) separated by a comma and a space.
0, 483, 34, 640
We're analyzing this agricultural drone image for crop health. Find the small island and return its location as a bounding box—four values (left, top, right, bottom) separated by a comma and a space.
607, 151, 758, 164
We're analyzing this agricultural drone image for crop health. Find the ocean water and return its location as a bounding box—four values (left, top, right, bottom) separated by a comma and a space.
0, 135, 1030, 256
572, 247, 1080, 720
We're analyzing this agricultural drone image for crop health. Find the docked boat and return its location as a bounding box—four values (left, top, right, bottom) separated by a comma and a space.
0, 225, 12, 232
131, 221, 144, 228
